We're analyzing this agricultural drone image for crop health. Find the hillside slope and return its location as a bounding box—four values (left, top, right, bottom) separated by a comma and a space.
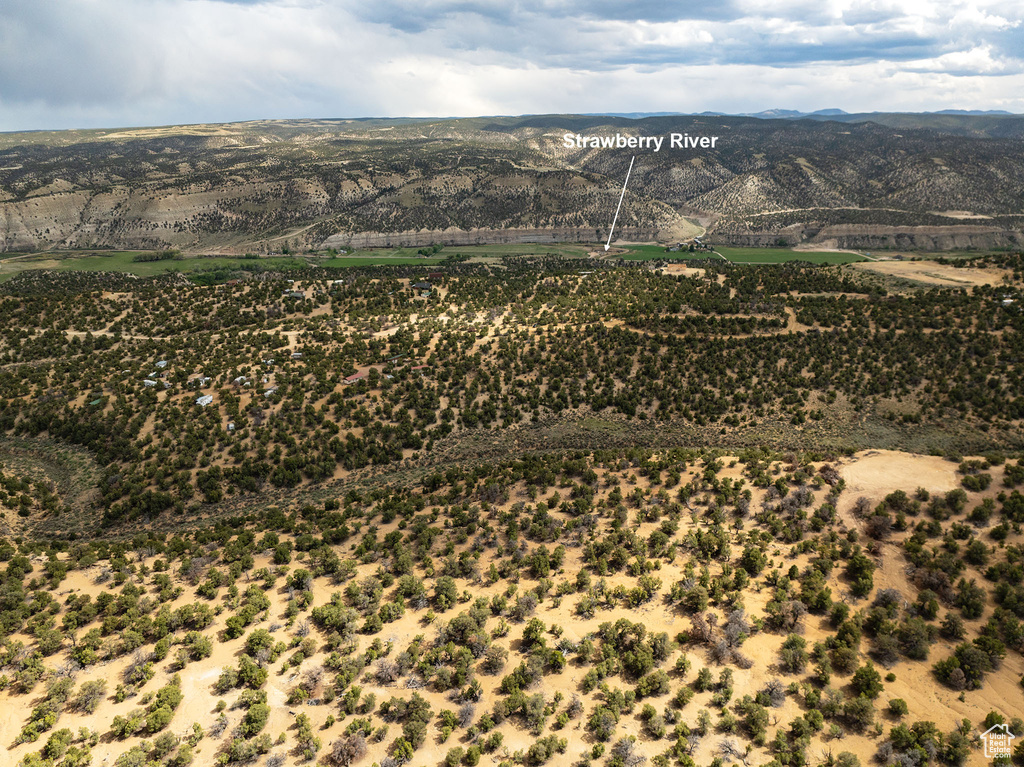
1, 115, 1023, 253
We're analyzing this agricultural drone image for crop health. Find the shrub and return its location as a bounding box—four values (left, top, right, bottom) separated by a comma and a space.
240, 703, 270, 737
635, 670, 670, 698
933, 639, 1004, 690
326, 733, 368, 766
842, 696, 874, 731
888, 699, 908, 717
778, 634, 808, 674
70, 680, 107, 714
851, 663, 883, 699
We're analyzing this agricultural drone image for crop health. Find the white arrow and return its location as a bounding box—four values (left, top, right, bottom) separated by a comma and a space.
605, 155, 635, 252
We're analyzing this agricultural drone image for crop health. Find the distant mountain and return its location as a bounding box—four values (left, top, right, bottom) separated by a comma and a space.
681, 108, 1023, 136
738, 108, 1014, 119
592, 112, 685, 119
787, 110, 1024, 137
599, 109, 849, 120
740, 109, 848, 118
744, 109, 807, 119
933, 109, 1014, 115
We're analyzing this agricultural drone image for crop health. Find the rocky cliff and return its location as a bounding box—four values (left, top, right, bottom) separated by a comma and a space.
1, 114, 1022, 253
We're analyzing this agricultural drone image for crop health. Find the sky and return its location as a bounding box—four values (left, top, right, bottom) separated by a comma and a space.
1, 0, 1023, 131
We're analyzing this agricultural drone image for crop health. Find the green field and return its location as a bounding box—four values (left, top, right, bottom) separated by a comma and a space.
58, 252, 308, 275
616, 244, 715, 261
322, 243, 592, 261
714, 247, 867, 264
615, 244, 868, 264
451, 243, 591, 258
2, 244, 583, 283
0, 251, 309, 282
320, 256, 447, 267
0, 243, 870, 284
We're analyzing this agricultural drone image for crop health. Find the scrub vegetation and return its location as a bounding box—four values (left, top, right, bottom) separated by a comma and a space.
0, 247, 1021, 766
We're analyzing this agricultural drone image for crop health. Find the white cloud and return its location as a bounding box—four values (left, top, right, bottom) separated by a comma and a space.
909, 44, 1012, 73
949, 5, 1020, 30
0, 0, 1022, 131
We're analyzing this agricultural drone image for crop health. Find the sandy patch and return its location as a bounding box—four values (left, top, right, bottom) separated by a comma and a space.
839, 449, 958, 503
928, 211, 993, 220
850, 260, 1010, 287
661, 264, 706, 278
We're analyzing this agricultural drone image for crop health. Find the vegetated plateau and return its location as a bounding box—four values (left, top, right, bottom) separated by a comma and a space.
1, 114, 1024, 767
0, 247, 1022, 767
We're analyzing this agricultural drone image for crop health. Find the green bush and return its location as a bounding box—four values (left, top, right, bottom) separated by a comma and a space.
888, 699, 908, 717
851, 663, 883, 699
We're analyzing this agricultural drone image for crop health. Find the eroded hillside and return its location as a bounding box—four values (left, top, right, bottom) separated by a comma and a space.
2, 115, 1023, 253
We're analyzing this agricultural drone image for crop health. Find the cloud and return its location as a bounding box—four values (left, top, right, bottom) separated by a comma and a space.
906, 44, 1017, 75
948, 5, 1019, 30
0, 0, 1022, 131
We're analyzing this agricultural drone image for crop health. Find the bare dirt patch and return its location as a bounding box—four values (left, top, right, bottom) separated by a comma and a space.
661, 264, 706, 278
928, 210, 993, 220
838, 449, 958, 503
850, 260, 1010, 287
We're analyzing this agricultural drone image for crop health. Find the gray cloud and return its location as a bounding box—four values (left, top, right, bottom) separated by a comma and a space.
0, 0, 1021, 131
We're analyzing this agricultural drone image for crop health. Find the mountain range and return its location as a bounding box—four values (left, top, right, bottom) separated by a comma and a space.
1, 112, 1023, 253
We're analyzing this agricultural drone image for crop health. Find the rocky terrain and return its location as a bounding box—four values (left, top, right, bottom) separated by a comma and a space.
1, 114, 1023, 254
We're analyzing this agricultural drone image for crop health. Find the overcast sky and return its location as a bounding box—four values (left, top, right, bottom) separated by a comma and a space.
1, 0, 1023, 131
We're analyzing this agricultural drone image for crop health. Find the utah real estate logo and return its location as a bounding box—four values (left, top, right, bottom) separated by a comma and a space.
983, 723, 1015, 760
